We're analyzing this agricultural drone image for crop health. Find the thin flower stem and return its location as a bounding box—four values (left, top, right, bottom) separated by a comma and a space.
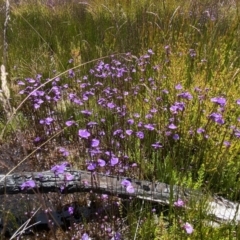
133, 200, 144, 240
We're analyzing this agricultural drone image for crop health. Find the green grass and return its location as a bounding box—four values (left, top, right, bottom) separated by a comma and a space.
0, 0, 240, 239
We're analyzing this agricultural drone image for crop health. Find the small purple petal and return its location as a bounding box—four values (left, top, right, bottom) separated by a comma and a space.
144, 124, 155, 130
78, 129, 91, 139
81, 110, 92, 116
59, 147, 69, 157
209, 112, 224, 125
175, 84, 183, 90
110, 157, 119, 166
183, 222, 194, 234
126, 185, 135, 193
64, 173, 74, 181
151, 142, 162, 149
126, 129, 133, 135
223, 141, 231, 147
45, 117, 54, 125
87, 163, 96, 171
168, 123, 177, 129
197, 128, 205, 134
121, 179, 132, 187
21, 180, 36, 190
174, 199, 185, 207
65, 120, 75, 126
51, 162, 68, 175
107, 102, 115, 109
211, 96, 226, 107
68, 206, 74, 215
136, 131, 144, 139
81, 233, 90, 240
173, 134, 179, 140
97, 159, 106, 167
91, 139, 100, 147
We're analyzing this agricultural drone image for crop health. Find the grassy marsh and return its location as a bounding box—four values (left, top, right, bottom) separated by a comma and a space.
0, 0, 240, 239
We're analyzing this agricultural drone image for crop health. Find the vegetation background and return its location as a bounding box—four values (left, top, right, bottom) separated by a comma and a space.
0, 0, 240, 239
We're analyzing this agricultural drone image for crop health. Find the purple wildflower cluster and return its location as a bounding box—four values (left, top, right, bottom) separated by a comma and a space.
17, 49, 240, 179
173, 199, 194, 234
17, 48, 240, 238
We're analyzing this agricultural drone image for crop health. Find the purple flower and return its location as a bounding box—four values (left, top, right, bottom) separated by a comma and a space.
51, 162, 68, 175
174, 199, 185, 207
78, 129, 91, 139
121, 179, 134, 193
189, 48, 196, 58
148, 49, 154, 55
113, 129, 123, 136
87, 121, 98, 126
81, 110, 92, 116
98, 159, 106, 167
91, 139, 100, 147
165, 131, 172, 136
236, 99, 240, 105
60, 185, 65, 192
197, 128, 205, 134
18, 80, 25, 86
178, 92, 193, 100
45, 116, 55, 125
136, 131, 144, 139
126, 185, 135, 193
59, 147, 69, 157
39, 117, 54, 125
87, 163, 96, 171
144, 124, 155, 130
234, 129, 240, 138
113, 232, 121, 240
183, 222, 194, 234
133, 113, 140, 118
151, 142, 162, 149
101, 194, 109, 200
89, 148, 102, 157
126, 129, 133, 136
121, 179, 132, 187
211, 96, 226, 107
107, 102, 115, 109
21, 180, 36, 190
64, 173, 74, 181
110, 157, 119, 166
223, 141, 231, 147
82, 233, 90, 240
127, 119, 134, 124
68, 206, 74, 215
175, 84, 183, 90
150, 108, 158, 113
170, 102, 185, 114
33, 136, 41, 143
65, 120, 75, 126
145, 114, 153, 119
168, 123, 177, 129
68, 69, 75, 77
162, 89, 169, 94
209, 112, 224, 125
173, 134, 179, 140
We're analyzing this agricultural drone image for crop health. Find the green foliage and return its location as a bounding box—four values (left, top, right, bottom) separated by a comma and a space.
0, 0, 240, 239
